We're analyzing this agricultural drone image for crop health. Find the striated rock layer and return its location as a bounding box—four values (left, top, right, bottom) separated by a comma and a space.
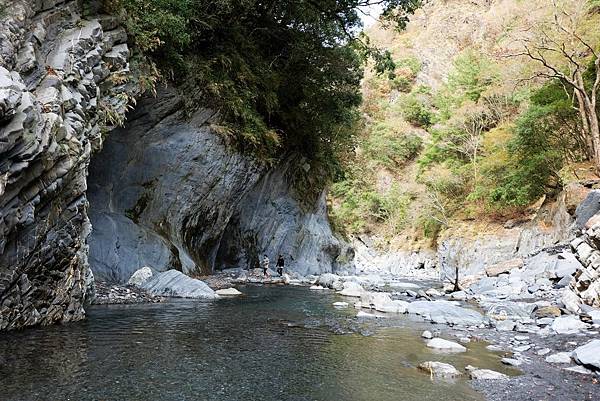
0, 2, 351, 330
0, 1, 133, 330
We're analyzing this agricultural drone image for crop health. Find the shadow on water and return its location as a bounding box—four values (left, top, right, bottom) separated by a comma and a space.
0, 286, 517, 401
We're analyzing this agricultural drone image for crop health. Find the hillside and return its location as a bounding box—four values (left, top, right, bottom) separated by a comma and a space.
330, 0, 600, 251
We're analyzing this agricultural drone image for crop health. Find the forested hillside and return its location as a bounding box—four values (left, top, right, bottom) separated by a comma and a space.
331, 0, 600, 249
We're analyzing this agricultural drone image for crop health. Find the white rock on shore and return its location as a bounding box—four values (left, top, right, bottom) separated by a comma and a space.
142, 270, 217, 299
467, 367, 509, 380
339, 281, 365, 297
572, 339, 600, 371
127, 266, 154, 287
551, 315, 587, 334
545, 352, 572, 364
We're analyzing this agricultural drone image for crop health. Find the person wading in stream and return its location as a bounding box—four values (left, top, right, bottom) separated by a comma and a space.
262, 255, 270, 278
276, 254, 285, 276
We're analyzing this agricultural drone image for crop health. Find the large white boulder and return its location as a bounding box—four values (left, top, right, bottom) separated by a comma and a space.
127, 266, 154, 287
551, 315, 587, 334
339, 281, 365, 297
572, 339, 600, 371
142, 270, 217, 299
426, 338, 467, 353
317, 273, 343, 290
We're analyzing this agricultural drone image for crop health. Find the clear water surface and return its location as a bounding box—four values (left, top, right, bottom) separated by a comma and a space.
0, 286, 516, 401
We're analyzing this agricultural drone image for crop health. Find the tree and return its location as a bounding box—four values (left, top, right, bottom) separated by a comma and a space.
102, 0, 423, 179
510, 0, 600, 170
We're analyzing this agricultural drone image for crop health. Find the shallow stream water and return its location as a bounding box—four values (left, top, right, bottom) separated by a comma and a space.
0, 286, 516, 401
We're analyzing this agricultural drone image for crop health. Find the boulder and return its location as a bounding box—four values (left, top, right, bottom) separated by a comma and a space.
467, 368, 509, 380
551, 315, 587, 334
572, 339, 600, 371
425, 288, 443, 297
127, 267, 154, 287
561, 289, 582, 314
575, 190, 600, 229
141, 270, 217, 299
535, 306, 561, 318
495, 320, 516, 332
339, 281, 365, 297
545, 352, 572, 364
317, 273, 343, 290
485, 258, 524, 277
501, 358, 522, 367
408, 300, 486, 326
215, 288, 242, 296
426, 338, 467, 353
483, 301, 535, 322
309, 285, 326, 290
422, 330, 433, 339
418, 361, 461, 378
332, 301, 349, 308
551, 253, 582, 279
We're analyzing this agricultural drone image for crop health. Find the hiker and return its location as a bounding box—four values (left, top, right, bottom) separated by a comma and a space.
262, 254, 270, 277
276, 254, 284, 276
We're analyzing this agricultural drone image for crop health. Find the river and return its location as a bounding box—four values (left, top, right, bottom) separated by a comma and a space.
0, 286, 516, 400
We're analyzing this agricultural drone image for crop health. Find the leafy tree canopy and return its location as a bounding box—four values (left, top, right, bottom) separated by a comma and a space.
101, 0, 421, 178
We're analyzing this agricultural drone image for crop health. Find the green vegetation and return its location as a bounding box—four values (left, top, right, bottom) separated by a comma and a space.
330, 0, 600, 244
101, 0, 421, 179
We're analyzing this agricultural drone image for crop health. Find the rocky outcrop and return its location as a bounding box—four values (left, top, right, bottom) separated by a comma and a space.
87, 88, 349, 282
0, 1, 132, 330
215, 159, 354, 276
569, 191, 600, 309
439, 184, 588, 285
87, 89, 264, 282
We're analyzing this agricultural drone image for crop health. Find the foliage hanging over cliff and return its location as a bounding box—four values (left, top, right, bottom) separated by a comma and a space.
101, 0, 421, 174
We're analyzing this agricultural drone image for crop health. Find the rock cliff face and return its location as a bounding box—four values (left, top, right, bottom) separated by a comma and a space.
88, 89, 351, 281
87, 89, 263, 282
0, 2, 348, 331
438, 184, 589, 284
215, 160, 354, 276
0, 1, 132, 330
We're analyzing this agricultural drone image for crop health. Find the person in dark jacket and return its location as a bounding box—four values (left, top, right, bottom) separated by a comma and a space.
276, 254, 285, 276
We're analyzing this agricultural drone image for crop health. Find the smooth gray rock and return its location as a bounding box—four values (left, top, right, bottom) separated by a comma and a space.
545, 352, 572, 364
575, 190, 600, 228
89, 89, 350, 282
339, 281, 364, 297
408, 300, 486, 326
572, 339, 600, 370
141, 270, 217, 299
468, 368, 509, 380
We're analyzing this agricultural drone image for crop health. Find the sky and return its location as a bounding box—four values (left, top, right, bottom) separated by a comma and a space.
359, 3, 384, 28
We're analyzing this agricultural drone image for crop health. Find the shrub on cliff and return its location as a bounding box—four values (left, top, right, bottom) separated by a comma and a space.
100, 0, 421, 178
